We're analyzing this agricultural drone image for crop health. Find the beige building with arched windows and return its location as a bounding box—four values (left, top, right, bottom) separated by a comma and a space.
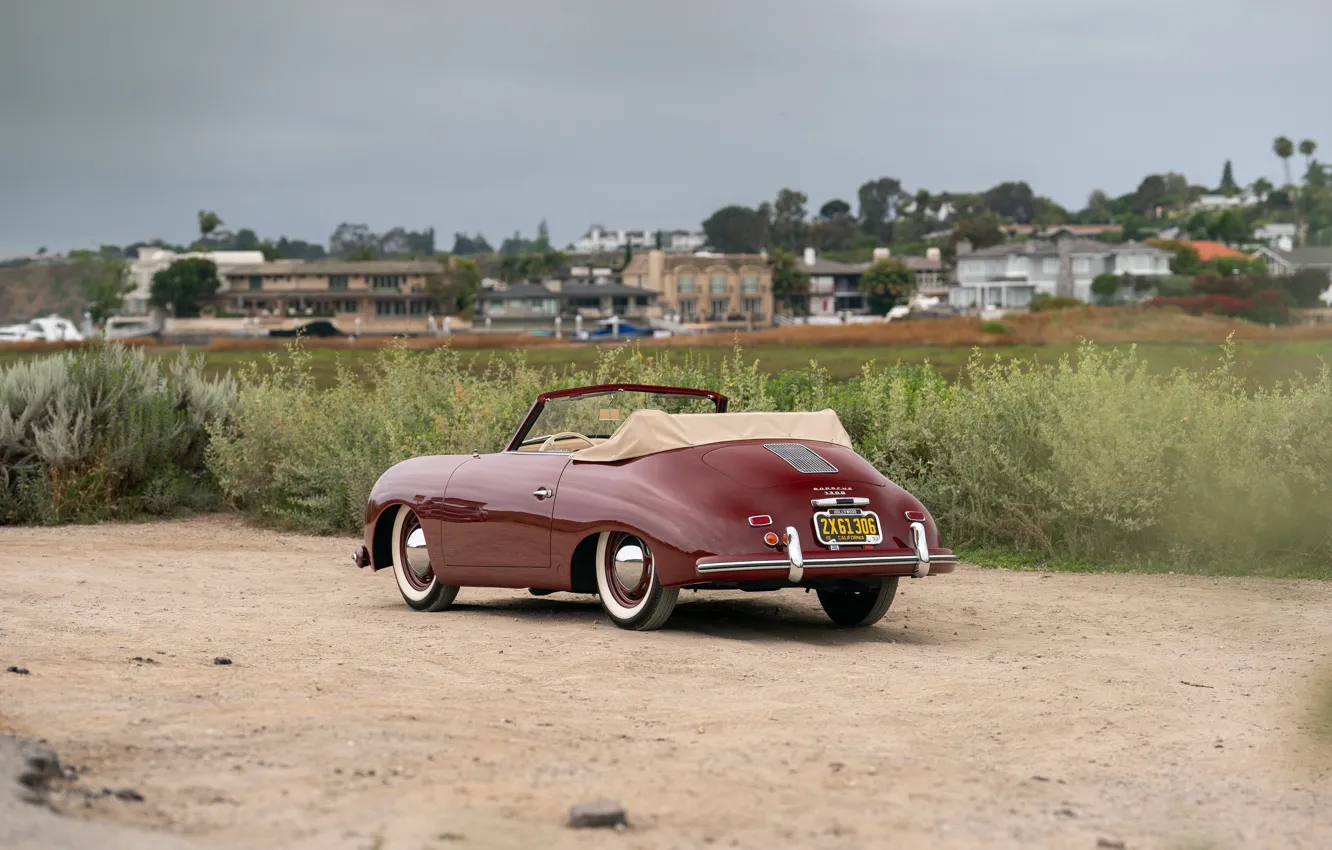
621, 250, 773, 325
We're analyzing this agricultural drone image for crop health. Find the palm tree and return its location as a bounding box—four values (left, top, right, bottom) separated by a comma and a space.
1299, 139, 1318, 179
1274, 137, 1295, 185
1252, 177, 1274, 199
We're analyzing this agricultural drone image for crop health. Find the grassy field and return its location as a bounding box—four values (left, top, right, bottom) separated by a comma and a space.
4, 337, 1332, 388
15, 337, 1320, 389
4, 307, 1332, 389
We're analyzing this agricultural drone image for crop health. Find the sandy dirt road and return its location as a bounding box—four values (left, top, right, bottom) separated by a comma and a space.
1, 516, 1330, 850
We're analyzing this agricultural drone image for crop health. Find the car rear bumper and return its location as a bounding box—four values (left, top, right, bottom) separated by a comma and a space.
691, 548, 957, 584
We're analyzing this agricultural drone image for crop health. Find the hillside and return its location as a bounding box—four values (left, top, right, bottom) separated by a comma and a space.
0, 263, 85, 324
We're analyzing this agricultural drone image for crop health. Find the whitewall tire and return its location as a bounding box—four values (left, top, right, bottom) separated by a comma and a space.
391, 507, 459, 612
595, 531, 678, 631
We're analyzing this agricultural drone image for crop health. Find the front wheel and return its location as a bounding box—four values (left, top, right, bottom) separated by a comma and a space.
595, 532, 678, 631
817, 578, 898, 627
391, 508, 459, 612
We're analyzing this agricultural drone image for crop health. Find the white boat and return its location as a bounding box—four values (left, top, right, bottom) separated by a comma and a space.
0, 315, 85, 344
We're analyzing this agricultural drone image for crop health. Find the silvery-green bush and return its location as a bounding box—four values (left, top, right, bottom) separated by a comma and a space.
0, 345, 237, 523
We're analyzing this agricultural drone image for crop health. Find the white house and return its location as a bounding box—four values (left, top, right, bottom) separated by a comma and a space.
1188, 192, 1263, 212
572, 228, 707, 254
1252, 223, 1297, 251
124, 247, 266, 315
950, 230, 1172, 310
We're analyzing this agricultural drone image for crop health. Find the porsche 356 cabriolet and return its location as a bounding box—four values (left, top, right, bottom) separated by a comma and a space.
353, 383, 955, 630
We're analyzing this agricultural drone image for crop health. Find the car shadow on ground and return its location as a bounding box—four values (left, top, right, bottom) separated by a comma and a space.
427, 592, 951, 647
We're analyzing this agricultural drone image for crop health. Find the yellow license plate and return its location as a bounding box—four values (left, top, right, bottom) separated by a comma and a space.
814, 510, 883, 546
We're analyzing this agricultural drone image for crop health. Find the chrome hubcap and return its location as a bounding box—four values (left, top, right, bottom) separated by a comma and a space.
612, 540, 648, 596
405, 526, 431, 578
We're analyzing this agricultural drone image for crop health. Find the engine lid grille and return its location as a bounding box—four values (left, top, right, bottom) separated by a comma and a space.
763, 443, 838, 474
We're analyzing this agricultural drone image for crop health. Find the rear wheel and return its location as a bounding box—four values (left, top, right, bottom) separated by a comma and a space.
595, 532, 678, 631
817, 578, 898, 627
391, 508, 459, 612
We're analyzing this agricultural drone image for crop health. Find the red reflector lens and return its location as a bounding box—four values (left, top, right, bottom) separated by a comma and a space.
763, 532, 780, 547
904, 510, 926, 522
748, 515, 772, 527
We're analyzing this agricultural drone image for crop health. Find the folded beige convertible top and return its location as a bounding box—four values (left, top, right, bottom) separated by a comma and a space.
571, 409, 853, 463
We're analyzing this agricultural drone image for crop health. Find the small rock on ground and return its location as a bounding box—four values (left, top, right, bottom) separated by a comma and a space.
6, 666, 29, 675
213, 657, 232, 666
568, 799, 627, 828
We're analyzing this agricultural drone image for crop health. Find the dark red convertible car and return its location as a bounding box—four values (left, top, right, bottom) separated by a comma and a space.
354, 383, 955, 630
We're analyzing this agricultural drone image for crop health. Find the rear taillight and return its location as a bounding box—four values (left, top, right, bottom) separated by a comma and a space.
904, 510, 926, 522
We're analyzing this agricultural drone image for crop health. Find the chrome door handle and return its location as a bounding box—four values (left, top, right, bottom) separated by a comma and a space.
532, 488, 553, 500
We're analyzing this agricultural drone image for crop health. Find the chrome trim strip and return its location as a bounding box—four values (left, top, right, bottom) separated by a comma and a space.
810, 497, 870, 508
696, 553, 958, 573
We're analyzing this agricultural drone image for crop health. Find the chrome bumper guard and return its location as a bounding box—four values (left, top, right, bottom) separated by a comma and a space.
909, 521, 930, 578
785, 525, 804, 583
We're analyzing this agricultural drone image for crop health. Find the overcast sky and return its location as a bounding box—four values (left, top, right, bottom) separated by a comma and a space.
2, 0, 1330, 257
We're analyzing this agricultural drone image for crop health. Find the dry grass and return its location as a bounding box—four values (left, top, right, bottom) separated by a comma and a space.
8, 307, 1332, 362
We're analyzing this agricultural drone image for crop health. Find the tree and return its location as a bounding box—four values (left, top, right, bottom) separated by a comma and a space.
1133, 174, 1168, 215
258, 240, 280, 261
818, 199, 851, 219
1032, 197, 1068, 227
197, 210, 222, 242
702, 205, 768, 253
536, 219, 551, 251
951, 213, 1006, 252
1274, 137, 1295, 185
856, 177, 903, 240
77, 253, 133, 324
428, 257, 481, 314
859, 259, 914, 314
232, 228, 260, 251
150, 258, 219, 318
1252, 177, 1274, 199
1208, 210, 1249, 245
450, 232, 493, 255
811, 198, 856, 251
1090, 273, 1120, 305
1219, 160, 1238, 195
1299, 140, 1318, 178
771, 188, 809, 248
768, 248, 809, 315
981, 181, 1036, 223
329, 222, 376, 257
1084, 190, 1113, 223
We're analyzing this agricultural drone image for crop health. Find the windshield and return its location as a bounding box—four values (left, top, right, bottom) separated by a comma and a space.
515, 390, 719, 452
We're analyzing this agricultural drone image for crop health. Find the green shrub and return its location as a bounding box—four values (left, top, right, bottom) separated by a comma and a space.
207, 338, 1332, 574
0, 344, 236, 523
1030, 295, 1082, 311
979, 320, 1009, 334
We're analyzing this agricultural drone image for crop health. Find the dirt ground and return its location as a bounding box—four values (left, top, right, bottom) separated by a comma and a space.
2, 517, 1330, 850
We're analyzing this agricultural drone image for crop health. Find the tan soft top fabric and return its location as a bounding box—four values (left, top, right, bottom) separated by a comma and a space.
571, 409, 852, 463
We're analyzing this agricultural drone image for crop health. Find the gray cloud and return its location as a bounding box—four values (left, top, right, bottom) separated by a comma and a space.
2, 0, 1329, 255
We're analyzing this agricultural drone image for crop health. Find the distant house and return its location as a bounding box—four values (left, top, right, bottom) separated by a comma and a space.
1253, 245, 1332, 278
1253, 223, 1297, 251
1185, 241, 1251, 262
477, 280, 658, 329
949, 229, 1172, 310
126, 247, 266, 316
621, 250, 773, 324
210, 259, 444, 327
801, 247, 948, 317
1001, 224, 1122, 239
1189, 192, 1263, 212
572, 228, 706, 254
